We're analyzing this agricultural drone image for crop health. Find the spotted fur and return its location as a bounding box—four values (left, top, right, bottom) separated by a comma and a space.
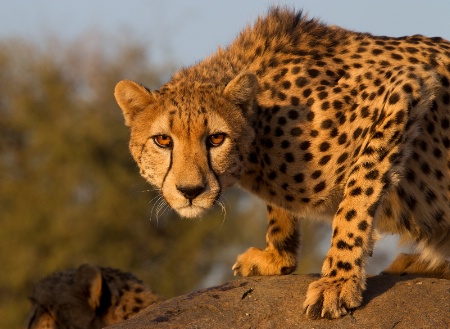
26, 264, 161, 329
114, 7, 450, 319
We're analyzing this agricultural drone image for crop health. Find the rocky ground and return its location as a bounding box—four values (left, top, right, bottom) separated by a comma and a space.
107, 274, 449, 329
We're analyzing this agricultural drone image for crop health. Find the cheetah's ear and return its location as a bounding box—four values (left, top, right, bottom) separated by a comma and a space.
75, 264, 103, 310
223, 72, 259, 113
114, 80, 158, 127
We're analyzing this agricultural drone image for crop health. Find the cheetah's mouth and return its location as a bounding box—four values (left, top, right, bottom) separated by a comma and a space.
169, 190, 222, 219
176, 204, 210, 218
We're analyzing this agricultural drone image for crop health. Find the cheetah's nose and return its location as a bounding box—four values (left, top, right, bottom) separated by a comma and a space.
176, 184, 206, 200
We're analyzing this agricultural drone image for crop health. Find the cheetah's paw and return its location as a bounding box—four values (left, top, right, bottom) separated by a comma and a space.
303, 276, 364, 319
232, 247, 296, 276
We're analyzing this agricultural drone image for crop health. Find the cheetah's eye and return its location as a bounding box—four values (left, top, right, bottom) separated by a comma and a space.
153, 135, 173, 148
207, 133, 226, 147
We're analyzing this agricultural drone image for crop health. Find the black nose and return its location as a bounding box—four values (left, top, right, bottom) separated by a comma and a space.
176, 185, 206, 200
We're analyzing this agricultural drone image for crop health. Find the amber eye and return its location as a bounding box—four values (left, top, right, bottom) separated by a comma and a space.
208, 133, 226, 147
153, 135, 173, 148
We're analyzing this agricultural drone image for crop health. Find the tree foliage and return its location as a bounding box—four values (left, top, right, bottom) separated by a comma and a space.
0, 35, 329, 328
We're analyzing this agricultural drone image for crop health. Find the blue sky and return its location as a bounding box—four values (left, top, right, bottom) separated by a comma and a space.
1, 0, 450, 66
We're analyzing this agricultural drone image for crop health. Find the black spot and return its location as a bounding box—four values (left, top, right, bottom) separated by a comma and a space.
443, 137, 450, 148
278, 92, 287, 101
433, 210, 444, 223
402, 83, 413, 93
282, 80, 291, 89
443, 93, 450, 105
426, 189, 437, 203
285, 153, 295, 162
354, 237, 363, 247
303, 88, 312, 98
291, 96, 300, 106
321, 101, 330, 111
285, 195, 294, 202
313, 181, 326, 193
360, 106, 370, 118
395, 110, 405, 124
337, 240, 353, 250
388, 92, 400, 104
264, 139, 274, 148
294, 173, 304, 183
288, 110, 299, 120
391, 53, 403, 60
295, 77, 309, 88
306, 111, 315, 121
333, 100, 343, 110
435, 169, 444, 180
433, 148, 442, 158
304, 153, 314, 162
372, 49, 383, 55
357, 220, 369, 231
319, 142, 330, 152
337, 153, 348, 164
345, 209, 357, 221
291, 66, 300, 74
406, 46, 419, 54
281, 140, 290, 149
350, 187, 362, 196
338, 133, 347, 145
441, 118, 450, 130
421, 162, 431, 175
332, 228, 338, 237
319, 155, 332, 165
311, 170, 322, 179
291, 127, 302, 136
318, 91, 329, 100
249, 152, 258, 163
330, 128, 339, 138
337, 261, 353, 271
300, 141, 311, 150
353, 128, 362, 139
321, 119, 333, 129
365, 170, 379, 180
308, 69, 320, 78
275, 127, 284, 137
365, 187, 374, 196
278, 117, 287, 125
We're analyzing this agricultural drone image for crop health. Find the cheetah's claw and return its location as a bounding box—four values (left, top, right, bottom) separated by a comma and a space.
303, 276, 364, 319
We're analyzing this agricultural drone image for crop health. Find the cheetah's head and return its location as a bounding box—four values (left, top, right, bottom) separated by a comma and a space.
114, 73, 258, 218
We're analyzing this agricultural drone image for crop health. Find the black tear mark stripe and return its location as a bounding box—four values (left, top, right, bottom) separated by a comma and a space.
206, 145, 222, 201
161, 148, 173, 191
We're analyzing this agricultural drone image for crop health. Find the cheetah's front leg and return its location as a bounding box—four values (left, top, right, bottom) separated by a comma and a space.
303, 62, 438, 319
232, 204, 299, 276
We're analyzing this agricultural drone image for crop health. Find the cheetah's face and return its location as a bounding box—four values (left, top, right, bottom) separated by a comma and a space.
114, 73, 258, 218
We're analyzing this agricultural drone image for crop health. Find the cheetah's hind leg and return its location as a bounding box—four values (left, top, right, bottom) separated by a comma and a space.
381, 253, 450, 279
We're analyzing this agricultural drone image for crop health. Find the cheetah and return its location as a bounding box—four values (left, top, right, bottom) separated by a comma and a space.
26, 264, 161, 329
114, 7, 450, 319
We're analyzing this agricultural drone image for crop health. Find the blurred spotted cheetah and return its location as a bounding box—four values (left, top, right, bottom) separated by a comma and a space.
26, 264, 161, 329
114, 7, 450, 319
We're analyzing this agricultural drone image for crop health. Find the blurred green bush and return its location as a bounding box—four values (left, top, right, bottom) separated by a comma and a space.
0, 35, 327, 328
